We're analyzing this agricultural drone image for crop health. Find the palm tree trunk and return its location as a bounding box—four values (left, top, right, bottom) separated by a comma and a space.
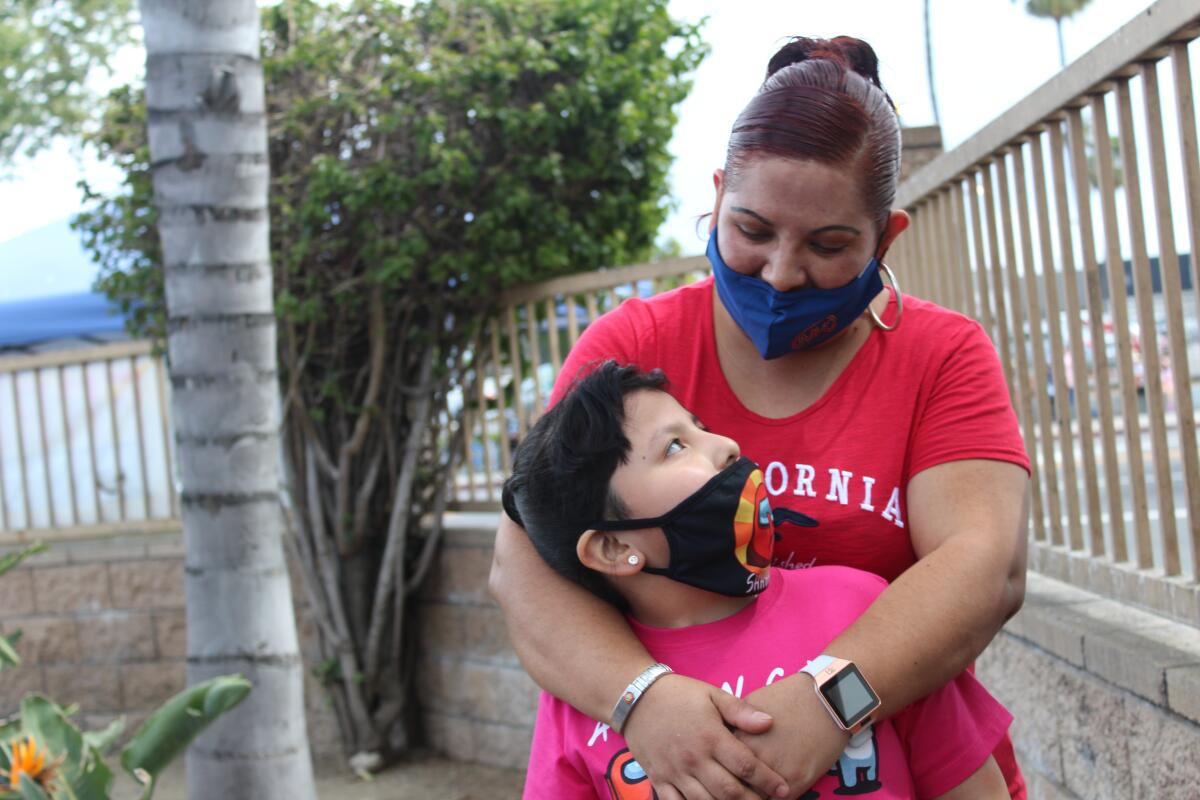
924, 0, 941, 127
138, 1, 317, 797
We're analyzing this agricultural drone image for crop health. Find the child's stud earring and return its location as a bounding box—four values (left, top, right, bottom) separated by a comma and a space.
627, 554, 640, 566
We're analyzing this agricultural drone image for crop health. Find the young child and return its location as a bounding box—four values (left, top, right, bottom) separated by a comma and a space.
503, 361, 1012, 800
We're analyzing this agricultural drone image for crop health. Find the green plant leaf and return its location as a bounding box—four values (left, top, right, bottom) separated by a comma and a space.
15, 779, 50, 800
81, 718, 125, 757
0, 543, 46, 579
0, 635, 20, 672
120, 675, 251, 786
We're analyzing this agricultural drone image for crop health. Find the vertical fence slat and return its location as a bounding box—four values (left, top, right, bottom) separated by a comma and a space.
475, 351, 496, 503
10, 373, 32, 528
1048, 117, 1103, 549
951, 181, 979, 321
995, 150, 1046, 544
1070, 104, 1123, 556
1094, 88, 1149, 565
105, 359, 126, 521
545, 297, 562, 376
1141, 58, 1200, 575
505, 306, 526, 439
934, 189, 960, 313
1012, 141, 1063, 546
1172, 42, 1200, 371
1089, 92, 1132, 563
1068, 104, 1125, 558
923, 202, 940, 301
1030, 130, 1084, 548
967, 171, 998, 341
33, 369, 57, 529
0, 377, 9, 530
980, 161, 1018, 404
129, 356, 152, 517
154, 354, 178, 518
1170, 41, 1200, 577
524, 302, 544, 421
1117, 75, 1177, 570
81, 361, 104, 523
489, 319, 513, 479
57, 366, 81, 526
566, 294, 581, 348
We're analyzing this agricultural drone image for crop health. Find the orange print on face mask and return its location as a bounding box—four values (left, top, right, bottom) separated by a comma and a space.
605, 749, 658, 800
733, 468, 773, 572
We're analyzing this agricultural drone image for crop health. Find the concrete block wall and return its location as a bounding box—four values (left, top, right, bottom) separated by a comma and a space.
414, 516, 539, 768
0, 530, 342, 759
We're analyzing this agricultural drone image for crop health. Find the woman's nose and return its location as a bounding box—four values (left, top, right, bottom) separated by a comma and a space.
759, 253, 809, 293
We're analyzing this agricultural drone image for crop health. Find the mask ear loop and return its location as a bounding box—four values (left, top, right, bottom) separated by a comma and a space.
868, 262, 903, 331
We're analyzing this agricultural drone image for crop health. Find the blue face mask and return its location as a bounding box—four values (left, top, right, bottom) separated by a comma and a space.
708, 230, 884, 359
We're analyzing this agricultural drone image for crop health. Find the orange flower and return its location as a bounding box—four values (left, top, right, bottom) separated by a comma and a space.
1, 735, 60, 793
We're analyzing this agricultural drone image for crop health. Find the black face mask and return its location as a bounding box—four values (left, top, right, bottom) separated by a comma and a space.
591, 457, 790, 597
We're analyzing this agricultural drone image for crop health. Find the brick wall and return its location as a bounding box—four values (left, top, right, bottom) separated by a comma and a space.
0, 530, 342, 759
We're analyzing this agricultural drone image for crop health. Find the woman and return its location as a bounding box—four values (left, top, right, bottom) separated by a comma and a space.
490, 36, 1030, 800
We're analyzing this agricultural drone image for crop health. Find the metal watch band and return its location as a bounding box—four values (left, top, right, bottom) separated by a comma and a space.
610, 662, 673, 734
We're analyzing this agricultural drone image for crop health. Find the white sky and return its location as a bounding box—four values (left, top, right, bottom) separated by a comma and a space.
0, 0, 1158, 256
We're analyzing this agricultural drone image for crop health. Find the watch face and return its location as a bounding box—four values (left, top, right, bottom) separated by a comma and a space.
820, 664, 880, 727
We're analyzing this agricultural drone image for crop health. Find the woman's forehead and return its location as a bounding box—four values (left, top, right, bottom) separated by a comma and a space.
723, 157, 871, 222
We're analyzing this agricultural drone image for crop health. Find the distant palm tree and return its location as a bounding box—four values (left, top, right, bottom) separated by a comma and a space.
1014, 0, 1095, 68
924, 0, 940, 127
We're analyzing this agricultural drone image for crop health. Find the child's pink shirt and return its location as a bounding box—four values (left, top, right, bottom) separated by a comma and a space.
523, 566, 1011, 799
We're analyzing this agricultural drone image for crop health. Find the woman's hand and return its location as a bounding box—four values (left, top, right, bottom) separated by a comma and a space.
736, 676, 849, 799
623, 674, 790, 800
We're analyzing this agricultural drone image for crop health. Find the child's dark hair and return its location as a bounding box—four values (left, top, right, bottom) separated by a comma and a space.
501, 361, 668, 608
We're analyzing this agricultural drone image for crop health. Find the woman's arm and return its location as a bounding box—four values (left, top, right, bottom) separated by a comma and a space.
489, 512, 789, 800
739, 459, 1029, 796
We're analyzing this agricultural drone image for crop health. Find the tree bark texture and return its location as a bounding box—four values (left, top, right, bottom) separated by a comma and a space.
138, 1, 317, 797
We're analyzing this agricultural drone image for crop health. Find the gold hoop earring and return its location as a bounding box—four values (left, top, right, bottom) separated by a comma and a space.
868, 262, 902, 332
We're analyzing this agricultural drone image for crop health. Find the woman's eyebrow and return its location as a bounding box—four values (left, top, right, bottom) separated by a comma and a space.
730, 206, 772, 226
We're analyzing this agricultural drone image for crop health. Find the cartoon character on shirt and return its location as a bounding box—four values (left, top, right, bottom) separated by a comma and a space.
605, 728, 880, 799
831, 727, 881, 795
605, 749, 656, 799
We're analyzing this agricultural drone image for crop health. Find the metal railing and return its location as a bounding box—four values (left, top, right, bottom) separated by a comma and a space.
892, 0, 1199, 624
0, 341, 179, 544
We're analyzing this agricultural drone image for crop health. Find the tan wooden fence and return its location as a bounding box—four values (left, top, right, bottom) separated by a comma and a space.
0, 341, 179, 544
891, 0, 1199, 625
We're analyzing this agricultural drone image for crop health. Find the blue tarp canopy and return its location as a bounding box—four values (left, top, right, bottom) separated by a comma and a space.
0, 291, 129, 348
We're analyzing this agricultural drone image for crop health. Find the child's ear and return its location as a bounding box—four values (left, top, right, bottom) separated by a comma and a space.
577, 530, 644, 576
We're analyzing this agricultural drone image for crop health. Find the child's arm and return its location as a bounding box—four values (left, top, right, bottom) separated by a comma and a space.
928, 755, 1007, 800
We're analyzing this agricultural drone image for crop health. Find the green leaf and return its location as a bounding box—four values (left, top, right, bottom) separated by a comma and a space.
120, 675, 252, 785
0, 543, 47, 579
81, 718, 125, 757
0, 635, 20, 672
15, 780, 50, 800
